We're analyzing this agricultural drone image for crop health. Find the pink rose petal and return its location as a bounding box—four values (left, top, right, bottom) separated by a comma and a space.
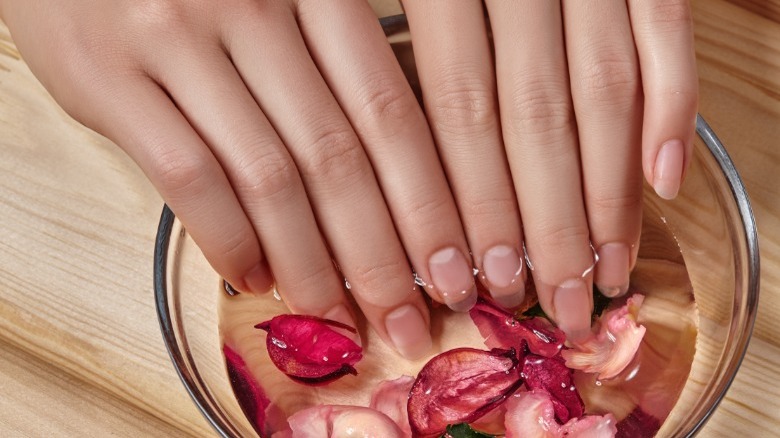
505, 390, 617, 438
562, 294, 646, 380
255, 314, 362, 385
284, 405, 404, 438
369, 376, 415, 436
223, 345, 272, 433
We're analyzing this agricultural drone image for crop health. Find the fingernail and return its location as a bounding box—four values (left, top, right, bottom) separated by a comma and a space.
428, 247, 477, 312
553, 278, 592, 342
243, 263, 274, 294
324, 303, 361, 346
595, 243, 630, 298
385, 304, 432, 360
653, 139, 684, 200
483, 245, 525, 308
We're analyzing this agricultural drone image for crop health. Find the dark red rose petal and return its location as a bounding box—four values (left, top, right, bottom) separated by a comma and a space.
223, 345, 271, 432
255, 314, 362, 385
469, 299, 564, 358
522, 354, 584, 423
616, 408, 662, 438
407, 348, 524, 437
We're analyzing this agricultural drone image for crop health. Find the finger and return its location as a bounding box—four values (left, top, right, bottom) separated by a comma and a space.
402, 0, 526, 308
222, 6, 433, 359
144, 43, 358, 334
296, 0, 480, 311
628, 0, 698, 199
88, 76, 272, 295
486, 0, 594, 340
563, 1, 643, 298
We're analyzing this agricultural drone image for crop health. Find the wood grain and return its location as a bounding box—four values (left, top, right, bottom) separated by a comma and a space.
0, 0, 778, 436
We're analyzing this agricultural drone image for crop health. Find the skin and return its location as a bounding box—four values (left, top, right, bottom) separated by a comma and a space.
0, 0, 697, 355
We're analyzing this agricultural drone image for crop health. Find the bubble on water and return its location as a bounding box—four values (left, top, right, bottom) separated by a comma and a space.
271, 337, 287, 349
473, 267, 480, 277
344, 279, 352, 290
595, 380, 603, 387
413, 272, 427, 287
273, 287, 282, 301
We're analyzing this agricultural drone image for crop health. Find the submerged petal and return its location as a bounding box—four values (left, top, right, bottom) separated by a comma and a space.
369, 375, 415, 436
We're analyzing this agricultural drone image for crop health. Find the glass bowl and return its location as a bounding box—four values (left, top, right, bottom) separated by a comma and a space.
154, 15, 759, 438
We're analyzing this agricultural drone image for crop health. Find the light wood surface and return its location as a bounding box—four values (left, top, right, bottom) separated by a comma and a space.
1, 0, 778, 436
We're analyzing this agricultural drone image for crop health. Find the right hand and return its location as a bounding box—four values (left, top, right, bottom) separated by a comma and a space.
0, 0, 479, 359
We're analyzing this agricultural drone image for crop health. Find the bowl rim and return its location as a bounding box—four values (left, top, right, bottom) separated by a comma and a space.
153, 15, 760, 436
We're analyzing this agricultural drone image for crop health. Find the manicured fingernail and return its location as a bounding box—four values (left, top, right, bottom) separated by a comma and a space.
385, 304, 432, 360
243, 263, 274, 294
653, 139, 684, 200
595, 243, 630, 298
324, 303, 361, 346
553, 278, 592, 342
429, 247, 477, 312
483, 245, 525, 308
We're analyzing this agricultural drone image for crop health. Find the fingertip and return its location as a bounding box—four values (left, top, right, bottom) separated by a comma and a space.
551, 278, 593, 342
384, 304, 433, 360
243, 262, 275, 294
652, 139, 685, 200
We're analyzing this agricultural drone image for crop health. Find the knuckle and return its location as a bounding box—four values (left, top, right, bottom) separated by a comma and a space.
648, 0, 693, 28
131, 0, 192, 35
301, 127, 367, 184
532, 221, 591, 253
235, 146, 300, 202
358, 72, 418, 122
577, 57, 639, 107
349, 258, 410, 301
153, 149, 212, 199
460, 194, 518, 225
429, 73, 497, 135
506, 75, 574, 138
399, 193, 452, 228
588, 191, 643, 213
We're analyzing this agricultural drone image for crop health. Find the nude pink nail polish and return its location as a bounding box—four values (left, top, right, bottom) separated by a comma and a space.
553, 278, 592, 342
385, 304, 432, 360
595, 243, 630, 298
428, 247, 477, 312
483, 244, 525, 308
653, 140, 685, 200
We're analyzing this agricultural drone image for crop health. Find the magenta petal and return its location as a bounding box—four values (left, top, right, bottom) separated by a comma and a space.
408, 348, 524, 437
616, 408, 661, 438
469, 299, 564, 358
522, 354, 584, 424
223, 345, 271, 433
255, 314, 362, 385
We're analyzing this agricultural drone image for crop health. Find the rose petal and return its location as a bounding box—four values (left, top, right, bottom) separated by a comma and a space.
224, 345, 271, 433
408, 348, 523, 437
504, 390, 561, 438
561, 413, 618, 438
522, 354, 584, 423
562, 294, 646, 380
284, 405, 404, 438
505, 390, 617, 438
469, 299, 564, 358
369, 375, 415, 436
255, 314, 362, 385
615, 408, 661, 438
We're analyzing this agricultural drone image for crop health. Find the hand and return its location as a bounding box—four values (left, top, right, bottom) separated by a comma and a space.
402, 0, 698, 339
0, 0, 485, 359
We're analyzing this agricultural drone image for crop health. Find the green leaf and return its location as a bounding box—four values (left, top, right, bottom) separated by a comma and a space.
440, 423, 496, 438
518, 286, 613, 322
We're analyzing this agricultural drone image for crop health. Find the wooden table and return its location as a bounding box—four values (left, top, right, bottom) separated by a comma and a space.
1, 0, 778, 436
